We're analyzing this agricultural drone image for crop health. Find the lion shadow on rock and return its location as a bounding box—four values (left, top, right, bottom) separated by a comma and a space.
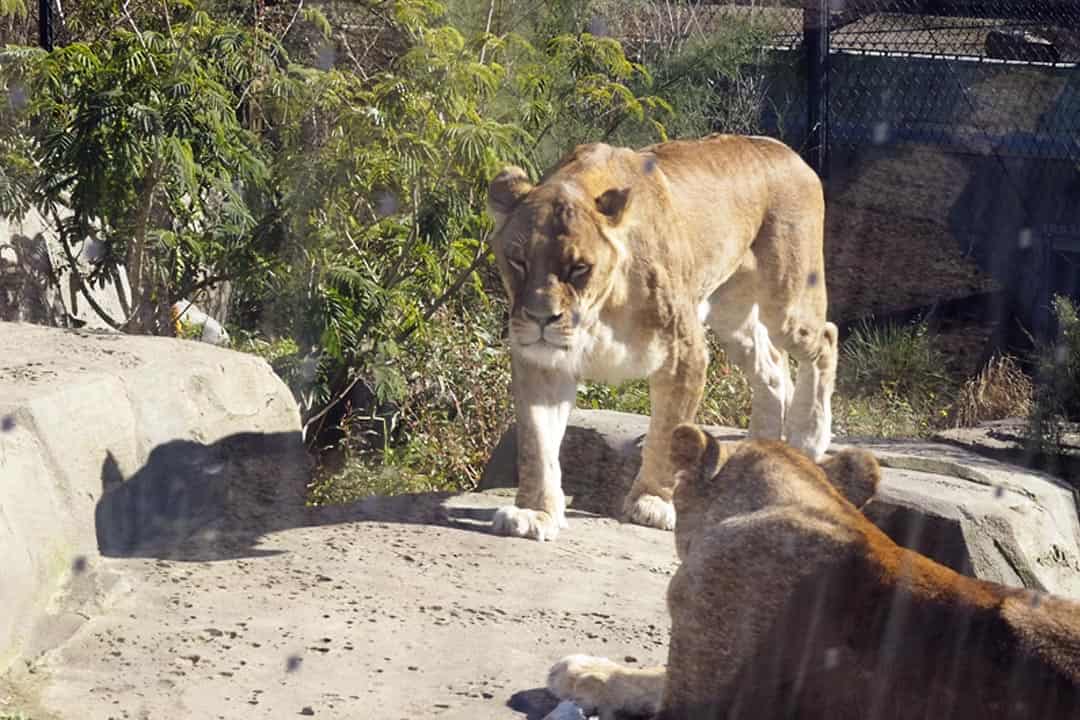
508, 688, 560, 720
94, 431, 491, 562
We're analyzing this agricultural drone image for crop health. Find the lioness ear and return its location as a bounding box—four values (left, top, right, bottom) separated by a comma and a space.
488, 166, 532, 229
819, 450, 880, 510
595, 187, 630, 226
671, 423, 709, 471
671, 423, 736, 480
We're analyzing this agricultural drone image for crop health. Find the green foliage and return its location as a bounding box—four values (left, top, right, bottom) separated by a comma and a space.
624, 12, 778, 140
240, 0, 674, 443
700, 344, 753, 429
835, 319, 954, 438
0, 0, 793, 496
1, 2, 277, 330
839, 319, 951, 399
833, 390, 939, 440
309, 306, 514, 503
0, 0, 26, 19
578, 340, 752, 429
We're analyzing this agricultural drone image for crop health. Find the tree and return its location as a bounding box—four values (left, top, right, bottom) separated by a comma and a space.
2, 3, 276, 331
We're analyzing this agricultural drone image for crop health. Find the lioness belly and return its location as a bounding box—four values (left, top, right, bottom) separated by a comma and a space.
579, 321, 668, 384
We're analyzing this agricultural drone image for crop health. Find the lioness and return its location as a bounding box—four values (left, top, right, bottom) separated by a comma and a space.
487, 135, 837, 540
547, 425, 1080, 719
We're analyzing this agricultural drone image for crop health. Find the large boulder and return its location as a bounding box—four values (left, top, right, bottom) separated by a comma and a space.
482, 409, 1080, 599
0, 322, 309, 671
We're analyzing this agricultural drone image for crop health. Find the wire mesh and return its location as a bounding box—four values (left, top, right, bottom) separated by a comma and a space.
824, 1, 1080, 161
831, 2, 1080, 63
683, 2, 1079, 162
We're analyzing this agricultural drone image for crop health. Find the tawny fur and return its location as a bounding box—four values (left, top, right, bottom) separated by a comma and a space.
548, 425, 1080, 718
487, 134, 837, 541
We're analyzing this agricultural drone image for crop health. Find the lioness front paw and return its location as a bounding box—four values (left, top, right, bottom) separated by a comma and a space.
547, 654, 622, 713
491, 506, 563, 541
625, 494, 676, 531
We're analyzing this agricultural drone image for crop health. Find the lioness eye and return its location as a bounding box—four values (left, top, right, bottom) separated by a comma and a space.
569, 263, 590, 280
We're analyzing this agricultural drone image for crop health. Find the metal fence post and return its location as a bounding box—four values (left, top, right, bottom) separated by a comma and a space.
39, 0, 53, 51
804, 0, 829, 177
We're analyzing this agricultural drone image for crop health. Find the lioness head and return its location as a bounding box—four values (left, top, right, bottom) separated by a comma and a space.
669, 424, 881, 560
487, 165, 630, 371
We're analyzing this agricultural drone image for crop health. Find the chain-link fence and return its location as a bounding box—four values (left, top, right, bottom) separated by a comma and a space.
827, 2, 1079, 162
683, 0, 1080, 349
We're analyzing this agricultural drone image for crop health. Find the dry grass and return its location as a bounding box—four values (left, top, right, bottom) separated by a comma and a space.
952, 354, 1033, 428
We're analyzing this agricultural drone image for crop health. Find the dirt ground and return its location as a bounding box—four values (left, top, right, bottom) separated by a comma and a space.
3, 491, 675, 720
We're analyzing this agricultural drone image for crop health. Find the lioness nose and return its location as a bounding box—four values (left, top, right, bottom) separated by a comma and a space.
523, 308, 563, 327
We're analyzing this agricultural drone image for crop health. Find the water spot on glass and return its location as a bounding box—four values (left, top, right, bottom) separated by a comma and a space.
72, 555, 88, 574
823, 647, 840, 669
994, 485, 1004, 499
872, 122, 890, 145
10, 83, 26, 111
1018, 228, 1033, 249
587, 16, 609, 37
1, 414, 14, 432
286, 654, 303, 672
79, 237, 106, 264
317, 43, 336, 71
643, 156, 657, 174
807, 271, 819, 287
374, 190, 400, 218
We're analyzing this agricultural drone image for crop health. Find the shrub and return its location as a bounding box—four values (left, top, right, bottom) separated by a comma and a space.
952, 354, 1032, 428
833, 319, 955, 439
309, 305, 514, 504
834, 389, 938, 440
838, 319, 951, 399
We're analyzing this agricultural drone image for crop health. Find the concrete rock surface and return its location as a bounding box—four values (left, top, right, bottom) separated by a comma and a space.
5, 339, 1080, 720
5, 492, 673, 720
0, 321, 307, 673
483, 410, 1080, 598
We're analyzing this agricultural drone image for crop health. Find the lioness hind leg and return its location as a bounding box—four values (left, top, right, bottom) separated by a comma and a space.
548, 654, 665, 719
784, 321, 838, 462
708, 302, 791, 441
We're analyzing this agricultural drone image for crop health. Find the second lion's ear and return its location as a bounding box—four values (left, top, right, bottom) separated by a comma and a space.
671, 423, 709, 471
595, 187, 630, 226
671, 423, 736, 482
819, 450, 880, 509
488, 166, 532, 230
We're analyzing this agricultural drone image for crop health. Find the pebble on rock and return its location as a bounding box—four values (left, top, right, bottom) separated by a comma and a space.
542, 699, 587, 720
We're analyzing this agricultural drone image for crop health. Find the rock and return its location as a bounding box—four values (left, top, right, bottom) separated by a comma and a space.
0, 214, 68, 326
482, 409, 1080, 599
934, 418, 1080, 480
0, 209, 132, 330
171, 300, 230, 346
543, 700, 588, 720
0, 322, 309, 671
